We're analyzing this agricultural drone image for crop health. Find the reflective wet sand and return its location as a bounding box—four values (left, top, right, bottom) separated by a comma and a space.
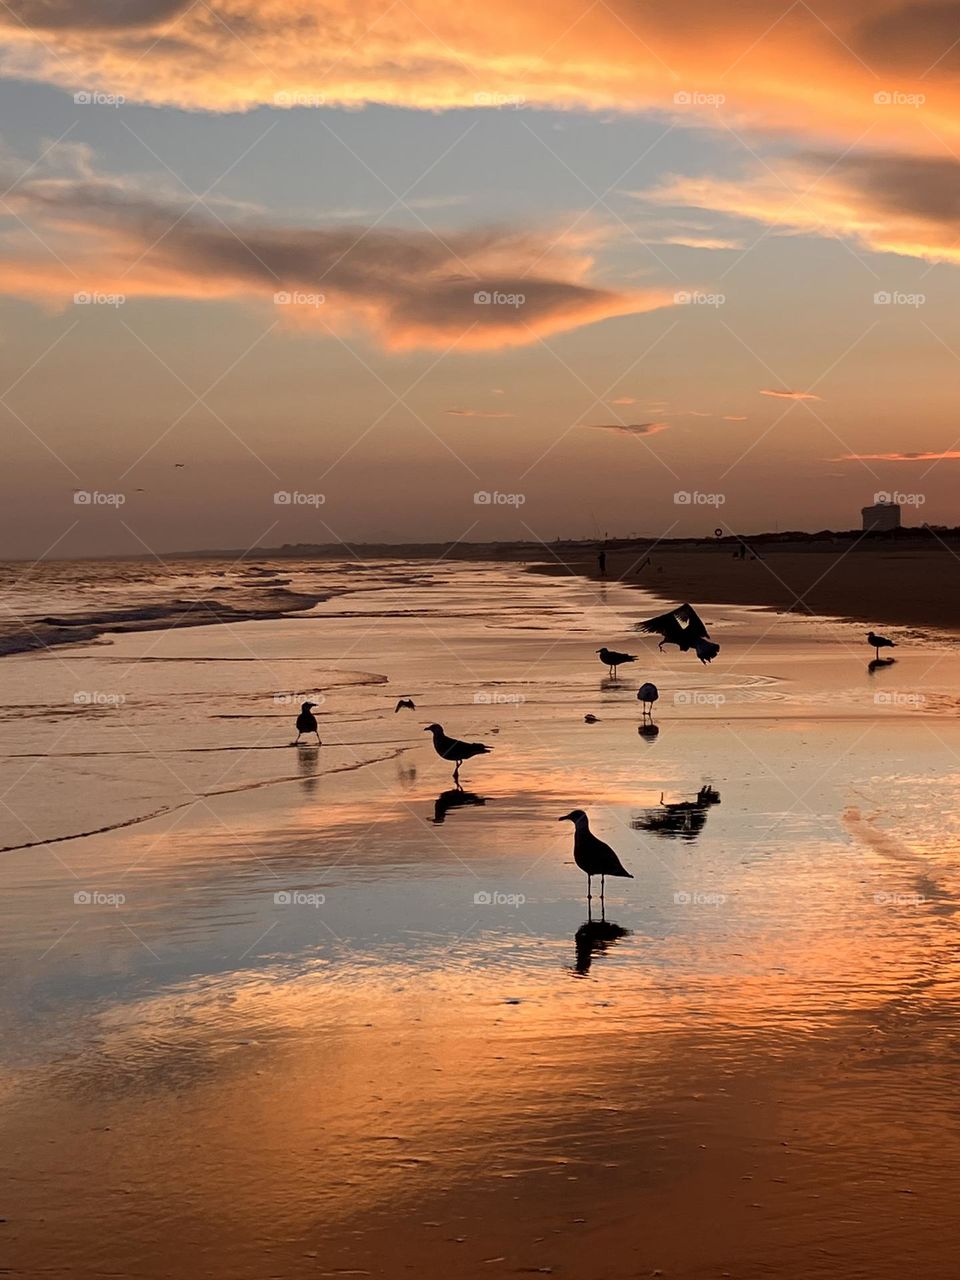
2, 562, 960, 1278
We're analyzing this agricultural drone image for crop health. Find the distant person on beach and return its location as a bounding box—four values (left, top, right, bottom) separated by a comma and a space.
598, 550, 606, 576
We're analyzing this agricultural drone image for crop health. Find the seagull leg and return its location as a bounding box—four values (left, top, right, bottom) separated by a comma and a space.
315, 731, 321, 745
587, 874, 592, 904
601, 874, 605, 912
294, 732, 301, 745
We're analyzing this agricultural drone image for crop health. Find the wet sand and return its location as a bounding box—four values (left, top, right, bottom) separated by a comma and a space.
3, 561, 960, 1278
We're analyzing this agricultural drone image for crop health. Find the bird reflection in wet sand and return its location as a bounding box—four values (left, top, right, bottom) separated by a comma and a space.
296, 745, 320, 793
632, 785, 720, 842
868, 657, 897, 673
638, 722, 660, 740
432, 786, 486, 824
573, 918, 630, 976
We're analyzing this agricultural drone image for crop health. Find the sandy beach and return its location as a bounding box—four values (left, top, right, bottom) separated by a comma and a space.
3, 558, 960, 1278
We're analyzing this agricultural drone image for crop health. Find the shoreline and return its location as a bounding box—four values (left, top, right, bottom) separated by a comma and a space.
524, 541, 960, 634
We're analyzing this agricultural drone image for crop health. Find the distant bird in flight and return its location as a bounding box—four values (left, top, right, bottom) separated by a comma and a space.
424, 723, 491, 782
638, 603, 719, 664
558, 809, 633, 904
293, 700, 321, 746
596, 646, 636, 678
637, 681, 659, 716
394, 698, 416, 712
867, 630, 896, 659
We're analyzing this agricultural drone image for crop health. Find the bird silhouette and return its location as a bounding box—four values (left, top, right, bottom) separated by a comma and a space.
558, 809, 632, 905
596, 646, 637, 678
424, 723, 492, 782
394, 698, 416, 712
293, 700, 321, 746
867, 630, 896, 660
638, 603, 719, 663
637, 681, 659, 716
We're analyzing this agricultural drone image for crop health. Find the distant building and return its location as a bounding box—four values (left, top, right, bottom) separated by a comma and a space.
861, 501, 901, 533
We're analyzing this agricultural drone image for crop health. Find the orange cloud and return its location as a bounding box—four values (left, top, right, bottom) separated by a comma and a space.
0, 165, 675, 351
0, 0, 959, 153
587, 422, 670, 438
760, 389, 821, 400
834, 450, 960, 461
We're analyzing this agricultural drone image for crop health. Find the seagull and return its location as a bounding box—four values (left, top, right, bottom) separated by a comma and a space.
424, 723, 491, 782
637, 681, 659, 716
637, 603, 719, 664
596, 647, 637, 678
394, 698, 416, 712
558, 809, 633, 905
867, 630, 896, 659
293, 700, 321, 746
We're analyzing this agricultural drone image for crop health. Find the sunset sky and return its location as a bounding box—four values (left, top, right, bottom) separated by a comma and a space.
3, 0, 960, 557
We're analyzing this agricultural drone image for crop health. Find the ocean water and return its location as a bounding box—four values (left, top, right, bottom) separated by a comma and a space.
2, 558, 960, 1278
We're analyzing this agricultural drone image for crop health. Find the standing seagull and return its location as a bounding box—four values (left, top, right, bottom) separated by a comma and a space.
424, 723, 491, 783
596, 647, 637, 678
637, 681, 659, 716
638, 603, 719, 664
558, 810, 633, 905
294, 700, 321, 746
867, 630, 896, 659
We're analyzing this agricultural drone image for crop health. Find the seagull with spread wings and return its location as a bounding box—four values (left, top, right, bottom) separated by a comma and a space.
637, 603, 720, 664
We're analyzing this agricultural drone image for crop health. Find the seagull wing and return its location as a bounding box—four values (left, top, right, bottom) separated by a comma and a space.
637, 607, 687, 645
675, 603, 711, 639
589, 834, 633, 878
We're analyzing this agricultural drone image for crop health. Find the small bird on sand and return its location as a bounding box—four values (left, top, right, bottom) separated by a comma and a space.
294, 701, 321, 746
867, 630, 896, 659
558, 810, 633, 904
394, 698, 416, 712
596, 647, 637, 678
637, 682, 659, 715
638, 603, 719, 664
424, 723, 491, 782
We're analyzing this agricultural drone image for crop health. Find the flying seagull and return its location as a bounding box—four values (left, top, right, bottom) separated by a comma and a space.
596, 646, 637, 678
867, 630, 895, 659
394, 698, 416, 712
637, 603, 719, 664
637, 681, 659, 716
559, 809, 633, 905
293, 700, 321, 746
424, 723, 491, 782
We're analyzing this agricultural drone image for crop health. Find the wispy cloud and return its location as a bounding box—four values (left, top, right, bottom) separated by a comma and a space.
760, 389, 821, 401
834, 450, 960, 461
445, 408, 513, 418
587, 422, 670, 438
